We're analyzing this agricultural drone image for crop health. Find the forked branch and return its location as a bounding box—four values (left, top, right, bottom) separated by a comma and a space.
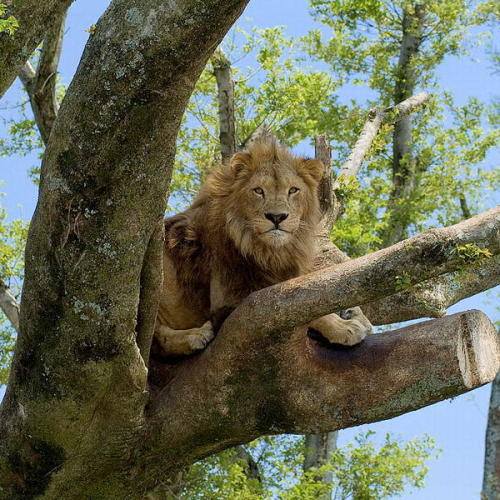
19, 7, 67, 143
336, 92, 430, 188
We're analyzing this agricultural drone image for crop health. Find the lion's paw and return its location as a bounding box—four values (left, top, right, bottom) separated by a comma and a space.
310, 309, 372, 347
186, 321, 214, 351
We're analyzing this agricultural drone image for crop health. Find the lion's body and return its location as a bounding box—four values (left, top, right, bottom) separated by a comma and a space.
155, 139, 371, 356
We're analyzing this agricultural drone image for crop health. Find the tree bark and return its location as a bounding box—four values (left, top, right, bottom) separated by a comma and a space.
0, 1, 499, 497
213, 49, 237, 164
147, 310, 499, 478
229, 208, 498, 335
0, 279, 19, 333
382, 3, 426, 247
18, 8, 67, 143
0, 0, 73, 98
304, 431, 338, 495
482, 372, 500, 500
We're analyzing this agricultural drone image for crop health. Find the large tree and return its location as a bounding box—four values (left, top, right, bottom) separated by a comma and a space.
0, 1, 498, 498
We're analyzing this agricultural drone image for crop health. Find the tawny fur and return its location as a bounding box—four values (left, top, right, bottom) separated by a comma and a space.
155, 139, 372, 356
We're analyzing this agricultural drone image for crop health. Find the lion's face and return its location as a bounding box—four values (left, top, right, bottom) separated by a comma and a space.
208, 141, 324, 257
236, 163, 315, 247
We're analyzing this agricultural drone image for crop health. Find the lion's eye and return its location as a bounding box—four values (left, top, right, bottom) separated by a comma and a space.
253, 187, 264, 196
289, 187, 299, 194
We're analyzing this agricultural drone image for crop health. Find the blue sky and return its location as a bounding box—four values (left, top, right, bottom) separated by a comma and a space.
0, 1, 498, 498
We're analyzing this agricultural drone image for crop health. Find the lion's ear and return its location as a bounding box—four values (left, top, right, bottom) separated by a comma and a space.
298, 159, 325, 184
229, 152, 253, 176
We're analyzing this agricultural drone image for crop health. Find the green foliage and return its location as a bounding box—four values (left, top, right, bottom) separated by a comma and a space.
0, 202, 29, 286
454, 242, 493, 265
0, 320, 15, 385
180, 432, 438, 499
0, 3, 18, 35
0, 200, 27, 385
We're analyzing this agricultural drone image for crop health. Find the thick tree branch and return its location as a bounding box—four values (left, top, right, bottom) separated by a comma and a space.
148, 310, 499, 471
0, 0, 73, 98
0, 279, 19, 333
226, 208, 498, 336
18, 8, 66, 143
363, 254, 500, 325
136, 221, 164, 365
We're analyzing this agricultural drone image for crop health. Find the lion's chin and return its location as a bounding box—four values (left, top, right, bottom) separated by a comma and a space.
260, 229, 291, 247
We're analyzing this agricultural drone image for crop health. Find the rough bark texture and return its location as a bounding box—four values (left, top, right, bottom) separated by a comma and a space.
146, 310, 499, 477
0, 0, 74, 98
18, 8, 66, 143
213, 49, 237, 164
0, 0, 250, 497
482, 372, 500, 499
362, 254, 500, 325
230, 208, 498, 335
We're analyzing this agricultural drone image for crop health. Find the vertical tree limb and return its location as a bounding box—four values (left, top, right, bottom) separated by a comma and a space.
304, 431, 338, 497
18, 8, 67, 143
382, 3, 426, 247
482, 371, 500, 500
136, 221, 164, 365
213, 49, 237, 164
0, 279, 19, 333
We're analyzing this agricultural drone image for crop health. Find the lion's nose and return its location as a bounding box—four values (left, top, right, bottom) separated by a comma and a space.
265, 212, 289, 226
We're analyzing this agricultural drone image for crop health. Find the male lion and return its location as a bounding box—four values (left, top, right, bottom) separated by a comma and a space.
155, 138, 372, 356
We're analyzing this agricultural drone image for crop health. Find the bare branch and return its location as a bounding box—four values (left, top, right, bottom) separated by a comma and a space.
0, 0, 73, 98
335, 92, 430, 188
18, 8, 67, 143
0, 280, 19, 333
212, 49, 236, 164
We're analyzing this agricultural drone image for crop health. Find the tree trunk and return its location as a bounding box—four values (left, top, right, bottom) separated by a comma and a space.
482, 371, 500, 499
382, 3, 426, 247
304, 432, 338, 496
0, 0, 251, 496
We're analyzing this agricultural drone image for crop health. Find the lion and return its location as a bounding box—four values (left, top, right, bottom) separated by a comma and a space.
155, 138, 372, 356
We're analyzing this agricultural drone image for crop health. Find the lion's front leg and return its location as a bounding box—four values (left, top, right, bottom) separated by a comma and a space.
309, 307, 373, 346
155, 321, 214, 356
